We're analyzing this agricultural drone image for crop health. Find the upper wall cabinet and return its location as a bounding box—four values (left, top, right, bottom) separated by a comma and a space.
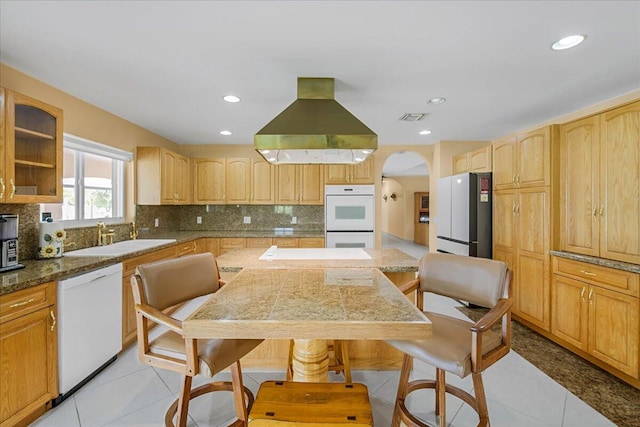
325, 156, 375, 185
1, 88, 63, 203
492, 126, 556, 190
136, 147, 191, 205
193, 158, 225, 204
225, 158, 275, 205
559, 101, 640, 264
275, 164, 324, 205
452, 146, 492, 175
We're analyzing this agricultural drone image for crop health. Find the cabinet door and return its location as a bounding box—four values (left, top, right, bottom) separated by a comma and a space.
4, 90, 63, 203
515, 187, 550, 330
122, 274, 137, 346
350, 157, 375, 184
492, 138, 516, 190
551, 275, 588, 350
160, 149, 177, 204
588, 286, 639, 377
175, 155, 191, 204
517, 126, 551, 188
0, 306, 57, 425
325, 164, 349, 184
193, 158, 225, 204
599, 101, 640, 264
493, 190, 516, 254
559, 116, 600, 256
469, 146, 491, 172
299, 164, 324, 205
225, 158, 251, 204
452, 153, 469, 174
275, 164, 299, 204
251, 159, 275, 204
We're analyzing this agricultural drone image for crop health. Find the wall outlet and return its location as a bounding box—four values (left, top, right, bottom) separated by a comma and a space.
196, 216, 202, 224
243, 216, 251, 224
291, 216, 297, 224
154, 218, 159, 227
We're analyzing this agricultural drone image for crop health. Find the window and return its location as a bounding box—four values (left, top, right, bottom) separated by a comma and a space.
42, 134, 132, 226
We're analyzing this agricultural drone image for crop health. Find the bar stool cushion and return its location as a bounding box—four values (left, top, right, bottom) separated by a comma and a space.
388, 311, 502, 378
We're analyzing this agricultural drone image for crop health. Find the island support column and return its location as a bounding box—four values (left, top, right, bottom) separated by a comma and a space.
291, 339, 330, 382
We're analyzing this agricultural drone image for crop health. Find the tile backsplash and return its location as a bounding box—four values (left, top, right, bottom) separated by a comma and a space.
3, 203, 324, 261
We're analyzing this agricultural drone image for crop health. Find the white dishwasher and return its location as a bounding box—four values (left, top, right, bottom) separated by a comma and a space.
55, 263, 123, 404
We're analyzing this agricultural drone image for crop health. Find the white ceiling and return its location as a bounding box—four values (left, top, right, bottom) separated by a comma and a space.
1, 1, 639, 177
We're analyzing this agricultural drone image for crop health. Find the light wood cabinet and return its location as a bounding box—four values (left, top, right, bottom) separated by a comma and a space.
298, 237, 325, 248
225, 158, 251, 204
204, 238, 221, 257
492, 127, 554, 190
121, 247, 176, 346
559, 101, 640, 264
246, 237, 273, 248
452, 146, 492, 175
276, 164, 324, 205
0, 281, 58, 427
136, 147, 191, 205
1, 88, 63, 203
413, 192, 429, 246
175, 239, 204, 257
225, 158, 276, 205
552, 257, 639, 378
251, 159, 275, 204
324, 157, 375, 184
193, 158, 226, 204
494, 187, 551, 330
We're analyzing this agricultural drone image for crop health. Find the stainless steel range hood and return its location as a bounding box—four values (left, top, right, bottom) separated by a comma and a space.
254, 77, 377, 164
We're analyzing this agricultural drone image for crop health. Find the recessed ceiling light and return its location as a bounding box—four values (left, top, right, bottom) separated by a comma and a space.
419, 130, 432, 135
220, 130, 232, 136
551, 35, 586, 50
223, 95, 240, 103
427, 97, 446, 104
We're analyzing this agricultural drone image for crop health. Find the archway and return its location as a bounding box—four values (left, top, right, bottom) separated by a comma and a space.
381, 151, 430, 254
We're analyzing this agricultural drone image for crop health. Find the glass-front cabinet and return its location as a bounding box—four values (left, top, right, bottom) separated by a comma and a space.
1, 88, 63, 203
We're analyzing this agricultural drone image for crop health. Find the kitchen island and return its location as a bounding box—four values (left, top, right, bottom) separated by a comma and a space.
214, 247, 422, 371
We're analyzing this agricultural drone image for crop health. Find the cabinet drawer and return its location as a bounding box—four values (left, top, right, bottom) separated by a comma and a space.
247, 238, 273, 248
123, 247, 176, 275
176, 240, 199, 257
221, 238, 247, 249
298, 237, 325, 248
273, 238, 298, 248
0, 281, 56, 324
553, 257, 639, 296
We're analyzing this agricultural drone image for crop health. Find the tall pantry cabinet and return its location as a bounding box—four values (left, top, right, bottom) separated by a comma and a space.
492, 126, 557, 331
559, 101, 640, 264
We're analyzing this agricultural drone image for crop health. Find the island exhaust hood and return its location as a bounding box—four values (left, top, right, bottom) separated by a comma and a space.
254, 77, 377, 164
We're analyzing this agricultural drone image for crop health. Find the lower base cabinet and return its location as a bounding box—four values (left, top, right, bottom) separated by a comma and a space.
0, 282, 58, 427
551, 256, 639, 380
122, 247, 177, 347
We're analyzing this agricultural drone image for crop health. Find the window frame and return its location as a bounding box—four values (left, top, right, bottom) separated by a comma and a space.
42, 134, 132, 228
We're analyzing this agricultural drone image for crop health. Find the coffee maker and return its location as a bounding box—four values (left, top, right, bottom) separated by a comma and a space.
1, 214, 23, 272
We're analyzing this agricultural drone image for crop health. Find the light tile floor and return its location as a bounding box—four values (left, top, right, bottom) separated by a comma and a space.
31, 236, 617, 426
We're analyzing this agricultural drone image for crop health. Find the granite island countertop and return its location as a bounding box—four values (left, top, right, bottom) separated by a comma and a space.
216, 248, 420, 274
0, 229, 325, 296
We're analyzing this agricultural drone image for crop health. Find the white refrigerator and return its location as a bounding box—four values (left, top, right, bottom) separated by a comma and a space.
436, 172, 492, 257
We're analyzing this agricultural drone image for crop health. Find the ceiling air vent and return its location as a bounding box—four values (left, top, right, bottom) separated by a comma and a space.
399, 113, 428, 121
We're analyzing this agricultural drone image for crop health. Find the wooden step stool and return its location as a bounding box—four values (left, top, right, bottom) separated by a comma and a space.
248, 381, 373, 426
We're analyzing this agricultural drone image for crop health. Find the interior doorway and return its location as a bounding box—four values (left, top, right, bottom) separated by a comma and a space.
381, 151, 430, 258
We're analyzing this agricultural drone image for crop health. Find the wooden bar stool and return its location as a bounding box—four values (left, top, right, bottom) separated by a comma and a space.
248, 381, 373, 426
286, 339, 352, 382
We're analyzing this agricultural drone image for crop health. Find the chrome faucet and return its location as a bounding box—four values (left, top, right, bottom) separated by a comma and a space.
97, 222, 105, 246
130, 221, 138, 240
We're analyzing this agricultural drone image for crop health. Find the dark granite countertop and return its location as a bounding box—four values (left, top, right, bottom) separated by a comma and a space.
550, 250, 640, 274
0, 230, 325, 296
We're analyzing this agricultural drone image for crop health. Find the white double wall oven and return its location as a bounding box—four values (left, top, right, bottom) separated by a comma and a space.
325, 185, 375, 248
